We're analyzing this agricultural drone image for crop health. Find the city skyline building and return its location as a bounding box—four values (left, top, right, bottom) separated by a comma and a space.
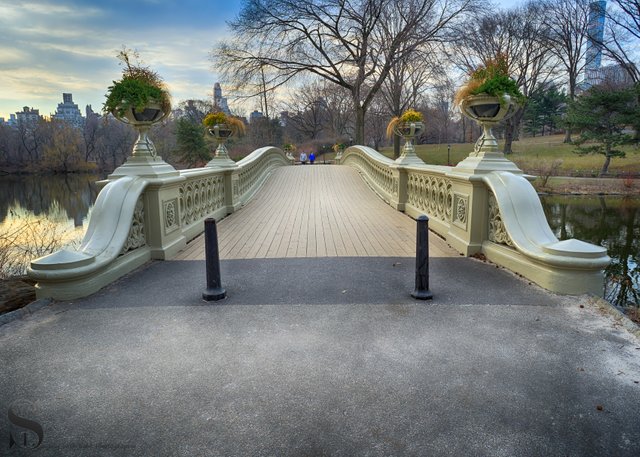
53, 93, 84, 129
213, 83, 231, 115
580, 1, 634, 90
583, 1, 607, 89
15, 106, 41, 129
249, 110, 264, 123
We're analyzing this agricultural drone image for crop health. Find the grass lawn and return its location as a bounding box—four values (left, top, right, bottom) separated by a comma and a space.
379, 134, 640, 177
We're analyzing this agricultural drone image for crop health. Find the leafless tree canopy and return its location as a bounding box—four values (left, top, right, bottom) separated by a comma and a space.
214, 0, 475, 143
544, 0, 591, 99
601, 0, 640, 82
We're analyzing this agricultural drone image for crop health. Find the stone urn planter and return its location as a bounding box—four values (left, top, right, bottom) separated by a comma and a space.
332, 143, 346, 163
393, 121, 425, 166
207, 124, 237, 168
109, 101, 177, 178
283, 145, 295, 163
202, 112, 245, 168
104, 49, 177, 178
454, 93, 522, 174
113, 101, 169, 159
459, 93, 517, 154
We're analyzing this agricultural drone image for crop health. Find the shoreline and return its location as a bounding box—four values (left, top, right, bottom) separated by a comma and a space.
531, 175, 640, 196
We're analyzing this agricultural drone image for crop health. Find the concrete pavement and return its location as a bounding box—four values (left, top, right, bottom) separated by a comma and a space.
1, 256, 639, 456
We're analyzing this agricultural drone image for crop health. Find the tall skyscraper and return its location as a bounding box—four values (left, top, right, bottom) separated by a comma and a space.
584, 1, 607, 88
213, 83, 231, 115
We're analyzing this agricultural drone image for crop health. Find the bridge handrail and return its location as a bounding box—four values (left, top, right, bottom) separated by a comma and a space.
235, 147, 291, 206
28, 146, 291, 300
341, 146, 398, 205
403, 165, 454, 238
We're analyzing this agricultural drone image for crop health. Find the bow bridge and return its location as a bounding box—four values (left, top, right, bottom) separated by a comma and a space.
28, 145, 610, 300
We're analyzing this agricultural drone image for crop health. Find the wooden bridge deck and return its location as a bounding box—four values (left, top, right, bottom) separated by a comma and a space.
174, 165, 457, 260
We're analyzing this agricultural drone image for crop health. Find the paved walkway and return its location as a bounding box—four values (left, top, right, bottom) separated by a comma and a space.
176, 166, 455, 260
1, 165, 639, 456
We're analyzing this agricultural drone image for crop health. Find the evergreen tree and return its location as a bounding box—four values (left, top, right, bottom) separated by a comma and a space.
565, 85, 639, 176
523, 84, 567, 137
175, 117, 209, 167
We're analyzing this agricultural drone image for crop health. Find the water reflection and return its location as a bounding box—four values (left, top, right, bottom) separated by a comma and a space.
541, 195, 639, 307
0, 174, 101, 277
0, 174, 100, 227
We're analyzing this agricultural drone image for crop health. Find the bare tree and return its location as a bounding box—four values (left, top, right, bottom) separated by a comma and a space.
83, 113, 100, 162
600, 0, 640, 83
283, 81, 330, 140
380, 46, 440, 157
365, 95, 389, 151
41, 121, 83, 173
428, 75, 457, 146
97, 117, 136, 171
321, 83, 354, 139
214, 0, 475, 144
544, 0, 592, 142
179, 99, 214, 124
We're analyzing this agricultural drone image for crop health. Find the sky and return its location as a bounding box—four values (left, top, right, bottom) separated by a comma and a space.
0, 0, 522, 120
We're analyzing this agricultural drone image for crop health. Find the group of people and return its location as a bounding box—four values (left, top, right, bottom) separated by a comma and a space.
299, 152, 315, 165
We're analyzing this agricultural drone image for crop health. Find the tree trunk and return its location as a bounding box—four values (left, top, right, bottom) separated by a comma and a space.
354, 103, 366, 145
393, 135, 401, 159
503, 119, 514, 155
600, 154, 611, 177
503, 108, 524, 154
461, 117, 467, 143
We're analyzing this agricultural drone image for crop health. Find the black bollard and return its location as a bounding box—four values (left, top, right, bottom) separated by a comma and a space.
202, 218, 226, 301
411, 215, 433, 300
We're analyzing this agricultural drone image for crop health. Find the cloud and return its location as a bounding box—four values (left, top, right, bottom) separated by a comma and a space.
0, 0, 103, 23
0, 0, 239, 118
0, 67, 107, 118
19, 1, 102, 16
0, 47, 28, 64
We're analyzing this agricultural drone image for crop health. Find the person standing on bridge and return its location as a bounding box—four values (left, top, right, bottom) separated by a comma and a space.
299, 152, 307, 164
309, 152, 315, 164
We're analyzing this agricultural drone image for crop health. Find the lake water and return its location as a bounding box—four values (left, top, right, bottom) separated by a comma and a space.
1, 175, 638, 307
540, 194, 639, 307
0, 174, 100, 278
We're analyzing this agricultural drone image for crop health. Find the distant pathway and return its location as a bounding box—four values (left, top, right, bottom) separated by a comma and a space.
175, 165, 456, 260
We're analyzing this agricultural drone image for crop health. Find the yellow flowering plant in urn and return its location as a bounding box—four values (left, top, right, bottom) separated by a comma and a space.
202, 111, 246, 167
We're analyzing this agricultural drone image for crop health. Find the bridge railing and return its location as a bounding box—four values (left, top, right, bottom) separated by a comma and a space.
28, 146, 291, 300
340, 145, 610, 296
339, 146, 399, 206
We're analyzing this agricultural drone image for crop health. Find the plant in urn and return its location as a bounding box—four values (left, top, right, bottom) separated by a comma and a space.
202, 112, 246, 168
386, 109, 425, 166
104, 47, 175, 177
453, 53, 525, 174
